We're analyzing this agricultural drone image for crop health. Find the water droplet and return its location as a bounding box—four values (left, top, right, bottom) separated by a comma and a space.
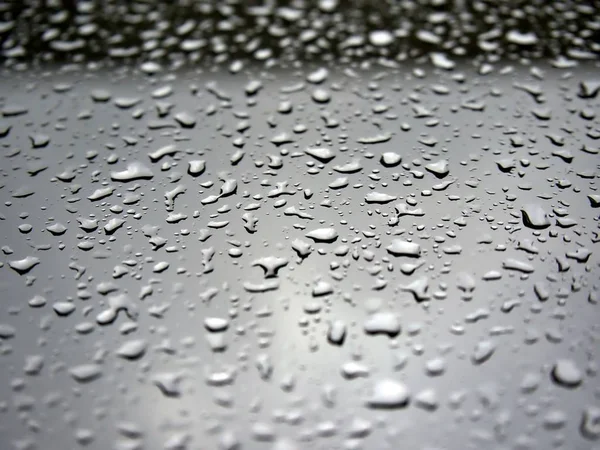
472, 340, 496, 365
69, 364, 103, 383
305, 147, 335, 163
521, 204, 550, 229
115, 339, 148, 360
305, 228, 338, 243
364, 312, 401, 337
380, 152, 402, 167
580, 406, 600, 440
386, 239, 421, 257
551, 359, 583, 388
367, 379, 410, 408
8, 256, 40, 275
110, 162, 154, 181
369, 30, 394, 46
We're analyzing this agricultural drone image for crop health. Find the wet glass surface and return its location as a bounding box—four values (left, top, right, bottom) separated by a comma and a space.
0, 1, 599, 449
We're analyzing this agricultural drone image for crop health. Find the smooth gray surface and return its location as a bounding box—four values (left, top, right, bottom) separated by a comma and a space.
0, 60, 599, 450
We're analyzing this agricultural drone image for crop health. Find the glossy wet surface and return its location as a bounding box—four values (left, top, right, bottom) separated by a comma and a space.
0, 1, 599, 450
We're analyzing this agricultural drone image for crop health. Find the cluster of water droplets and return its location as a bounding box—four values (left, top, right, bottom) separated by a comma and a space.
0, 0, 599, 68
0, 3, 599, 448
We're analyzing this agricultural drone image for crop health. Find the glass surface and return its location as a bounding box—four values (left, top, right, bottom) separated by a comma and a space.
0, 1, 599, 449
